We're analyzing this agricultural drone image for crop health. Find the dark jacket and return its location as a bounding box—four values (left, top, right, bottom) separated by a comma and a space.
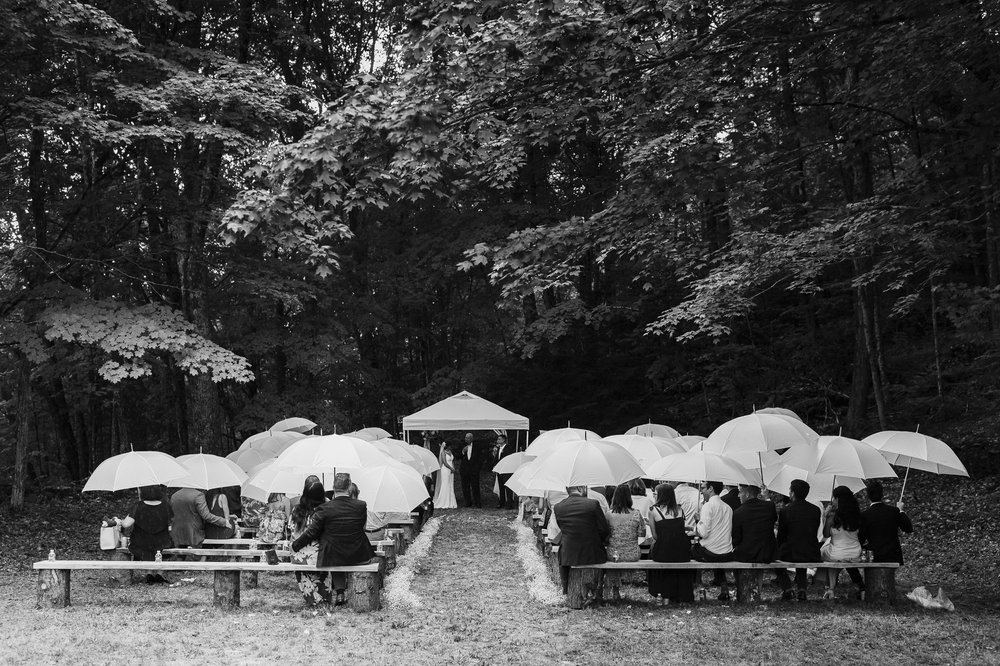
721, 489, 742, 513
776, 499, 822, 562
859, 502, 913, 564
170, 488, 229, 547
553, 495, 610, 566
731, 498, 778, 563
291, 496, 376, 567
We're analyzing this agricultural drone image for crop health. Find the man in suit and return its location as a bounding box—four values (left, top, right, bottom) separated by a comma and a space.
731, 484, 778, 563
291, 472, 375, 606
170, 487, 232, 547
551, 485, 610, 594
721, 485, 742, 513
491, 434, 516, 509
859, 480, 913, 563
775, 478, 822, 601
460, 432, 484, 508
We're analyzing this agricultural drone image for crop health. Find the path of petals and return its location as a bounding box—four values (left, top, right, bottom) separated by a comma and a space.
509, 519, 563, 605
384, 516, 443, 608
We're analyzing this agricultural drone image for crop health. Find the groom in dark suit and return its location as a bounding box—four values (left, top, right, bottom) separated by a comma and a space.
731, 484, 777, 563
859, 480, 913, 563
552, 485, 610, 594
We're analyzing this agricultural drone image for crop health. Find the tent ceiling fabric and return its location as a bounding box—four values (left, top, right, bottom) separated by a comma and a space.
402, 391, 529, 431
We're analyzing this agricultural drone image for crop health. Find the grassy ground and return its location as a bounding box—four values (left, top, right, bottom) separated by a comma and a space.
1, 479, 999, 665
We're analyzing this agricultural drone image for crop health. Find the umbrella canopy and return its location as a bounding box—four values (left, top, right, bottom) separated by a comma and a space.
371, 438, 419, 464
174, 453, 248, 490
524, 428, 601, 457
492, 451, 535, 474
270, 417, 317, 434
242, 460, 310, 501
690, 439, 781, 472
780, 436, 897, 480
862, 431, 968, 477
407, 445, 441, 475
603, 434, 686, 468
644, 450, 760, 486
351, 465, 430, 512
672, 435, 706, 450
274, 435, 396, 473
514, 438, 645, 493
624, 423, 681, 439
705, 413, 819, 453
247, 431, 307, 457
754, 407, 803, 422
764, 464, 865, 502
228, 448, 274, 473
82, 451, 190, 492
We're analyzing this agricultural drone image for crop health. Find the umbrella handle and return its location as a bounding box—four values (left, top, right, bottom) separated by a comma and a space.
899, 461, 911, 502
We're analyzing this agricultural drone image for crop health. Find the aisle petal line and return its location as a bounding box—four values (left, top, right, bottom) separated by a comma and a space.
384, 516, 443, 609
509, 520, 563, 606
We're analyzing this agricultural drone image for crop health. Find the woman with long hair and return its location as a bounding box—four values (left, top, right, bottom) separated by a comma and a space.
646, 483, 694, 605
604, 484, 646, 601
820, 485, 865, 600
289, 481, 332, 605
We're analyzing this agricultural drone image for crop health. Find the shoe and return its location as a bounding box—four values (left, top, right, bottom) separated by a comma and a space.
781, 590, 795, 602
718, 591, 731, 602
822, 589, 835, 601
334, 592, 346, 607
145, 574, 156, 585
797, 590, 807, 602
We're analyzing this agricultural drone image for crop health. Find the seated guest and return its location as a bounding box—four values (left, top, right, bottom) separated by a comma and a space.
629, 479, 653, 515
170, 486, 232, 548
119, 485, 173, 584
859, 480, 913, 564
288, 481, 332, 605
605, 484, 645, 600
720, 485, 742, 512
673, 482, 701, 533
731, 484, 777, 563
348, 482, 388, 540
204, 488, 236, 540
647, 483, 694, 605
551, 485, 610, 596
291, 472, 375, 607
820, 485, 865, 600
257, 493, 291, 543
775, 479, 822, 601
691, 481, 736, 601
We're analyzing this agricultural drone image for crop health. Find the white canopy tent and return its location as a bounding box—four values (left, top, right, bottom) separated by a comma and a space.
401, 391, 530, 449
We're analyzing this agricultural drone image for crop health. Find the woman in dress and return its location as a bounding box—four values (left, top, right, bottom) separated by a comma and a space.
820, 485, 865, 600
433, 442, 458, 509
257, 492, 290, 543
204, 488, 236, 539
646, 483, 694, 605
605, 484, 646, 601
288, 481, 332, 606
119, 485, 173, 584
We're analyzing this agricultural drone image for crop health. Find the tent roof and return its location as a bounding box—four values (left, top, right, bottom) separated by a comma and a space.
402, 391, 529, 431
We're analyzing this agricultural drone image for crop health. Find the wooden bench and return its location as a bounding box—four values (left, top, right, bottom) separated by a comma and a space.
386, 518, 418, 544
564, 561, 899, 609
34, 560, 383, 611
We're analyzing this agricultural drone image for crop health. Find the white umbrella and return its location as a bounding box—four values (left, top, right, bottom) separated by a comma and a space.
242, 460, 311, 502
351, 465, 430, 512
754, 407, 803, 422
624, 422, 681, 439
764, 464, 866, 503
515, 438, 645, 493
246, 431, 307, 457
270, 417, 317, 434
862, 429, 968, 500
274, 434, 395, 473
672, 435, 706, 450
344, 427, 392, 441
644, 450, 760, 486
603, 434, 686, 469
524, 428, 601, 457
780, 436, 897, 480
175, 453, 248, 490
705, 413, 819, 453
229, 448, 274, 473
407, 445, 441, 475
690, 439, 781, 474
236, 430, 274, 452
371, 438, 419, 464
82, 450, 190, 492
493, 451, 535, 474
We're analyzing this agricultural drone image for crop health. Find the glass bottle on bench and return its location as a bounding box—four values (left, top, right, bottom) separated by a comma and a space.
155, 550, 162, 562
48, 549, 56, 561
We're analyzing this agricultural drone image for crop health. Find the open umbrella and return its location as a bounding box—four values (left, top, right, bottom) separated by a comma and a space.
270, 417, 318, 434
82, 450, 190, 492
603, 434, 686, 469
274, 434, 395, 473
371, 438, 419, 463
515, 438, 645, 493
764, 464, 865, 503
754, 407, 803, 422
862, 429, 968, 500
228, 448, 274, 473
643, 450, 760, 486
672, 435, 706, 450
706, 413, 819, 453
407, 445, 441, 475
246, 431, 307, 457
524, 428, 601, 457
350, 465, 430, 512
493, 451, 535, 474
624, 422, 681, 439
779, 435, 897, 483
175, 453, 248, 490
690, 439, 780, 474
242, 460, 310, 501
344, 427, 392, 441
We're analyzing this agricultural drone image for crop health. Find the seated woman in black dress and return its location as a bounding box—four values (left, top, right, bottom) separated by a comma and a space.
119, 485, 173, 584
646, 483, 694, 605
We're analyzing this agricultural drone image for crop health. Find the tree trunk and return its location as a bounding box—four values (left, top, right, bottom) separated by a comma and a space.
11, 358, 31, 508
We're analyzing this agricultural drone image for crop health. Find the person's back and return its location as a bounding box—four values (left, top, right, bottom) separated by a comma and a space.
859, 481, 912, 564
294, 490, 375, 566
731, 488, 777, 563
170, 487, 228, 547
674, 483, 700, 532
777, 498, 822, 562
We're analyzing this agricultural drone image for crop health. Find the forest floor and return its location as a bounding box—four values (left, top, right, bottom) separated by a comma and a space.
0, 476, 998, 665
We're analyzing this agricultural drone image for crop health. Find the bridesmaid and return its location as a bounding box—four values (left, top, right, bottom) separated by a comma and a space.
646, 483, 694, 605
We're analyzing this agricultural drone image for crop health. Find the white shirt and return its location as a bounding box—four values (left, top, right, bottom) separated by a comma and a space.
674, 484, 700, 532
696, 494, 734, 555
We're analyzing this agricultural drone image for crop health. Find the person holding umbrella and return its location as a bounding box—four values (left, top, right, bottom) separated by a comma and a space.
118, 485, 173, 584
859, 480, 913, 564
775, 479, 823, 601
170, 486, 233, 547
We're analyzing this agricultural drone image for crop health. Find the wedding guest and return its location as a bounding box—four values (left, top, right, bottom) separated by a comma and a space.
257, 493, 291, 543
170, 486, 232, 547
288, 481, 331, 605
629, 479, 653, 515
775, 479, 822, 601
691, 481, 735, 601
859, 480, 913, 564
119, 485, 173, 584
605, 484, 645, 600
204, 488, 236, 539
819, 485, 865, 600
551, 485, 610, 595
731, 484, 777, 563
646, 483, 694, 605
673, 481, 701, 533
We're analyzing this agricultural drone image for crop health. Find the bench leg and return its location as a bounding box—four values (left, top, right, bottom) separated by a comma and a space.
37, 569, 71, 608
346, 571, 381, 612
111, 549, 136, 584
566, 568, 601, 610
380, 543, 397, 570
864, 568, 896, 605
735, 570, 762, 605
214, 571, 241, 609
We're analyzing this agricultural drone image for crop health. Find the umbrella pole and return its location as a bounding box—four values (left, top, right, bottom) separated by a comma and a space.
899, 461, 912, 502
758, 452, 765, 490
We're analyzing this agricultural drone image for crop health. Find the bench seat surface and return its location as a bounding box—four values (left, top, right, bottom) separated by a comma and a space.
573, 560, 899, 570
34, 560, 379, 573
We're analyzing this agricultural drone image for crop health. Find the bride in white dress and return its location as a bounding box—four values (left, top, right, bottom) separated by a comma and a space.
433, 443, 458, 509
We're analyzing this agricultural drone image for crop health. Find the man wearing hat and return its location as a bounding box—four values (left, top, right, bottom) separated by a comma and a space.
291, 472, 375, 606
